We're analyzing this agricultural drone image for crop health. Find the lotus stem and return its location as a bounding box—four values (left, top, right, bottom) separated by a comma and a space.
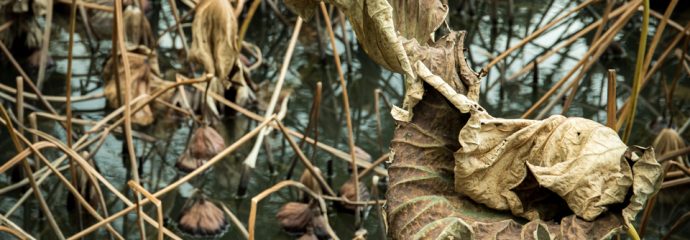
622, 0, 649, 143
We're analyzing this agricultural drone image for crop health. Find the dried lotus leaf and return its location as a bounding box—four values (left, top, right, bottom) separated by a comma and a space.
123, 5, 155, 50
387, 71, 629, 240
103, 48, 171, 126
285, 0, 449, 122
390, 0, 448, 44
454, 107, 662, 222
189, 0, 240, 91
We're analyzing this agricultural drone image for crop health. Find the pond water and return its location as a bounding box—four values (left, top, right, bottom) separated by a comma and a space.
1, 0, 689, 239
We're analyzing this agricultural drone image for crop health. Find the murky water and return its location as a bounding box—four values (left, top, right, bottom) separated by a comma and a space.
1, 0, 689, 239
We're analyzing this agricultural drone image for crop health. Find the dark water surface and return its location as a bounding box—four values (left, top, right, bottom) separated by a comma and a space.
1, 0, 689, 239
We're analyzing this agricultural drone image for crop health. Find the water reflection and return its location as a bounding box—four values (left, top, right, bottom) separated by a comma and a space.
1, 0, 689, 239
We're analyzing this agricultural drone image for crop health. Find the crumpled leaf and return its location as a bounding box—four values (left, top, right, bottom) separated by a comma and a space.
189, 0, 240, 93
103, 47, 171, 126
386, 22, 661, 240
621, 146, 662, 227
454, 112, 660, 221
284, 0, 453, 122
386, 78, 625, 239
123, 5, 155, 50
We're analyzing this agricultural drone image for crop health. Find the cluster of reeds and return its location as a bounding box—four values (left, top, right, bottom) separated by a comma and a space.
0, 0, 389, 239
0, 0, 689, 239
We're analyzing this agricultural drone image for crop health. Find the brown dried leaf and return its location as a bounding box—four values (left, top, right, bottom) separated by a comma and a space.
103, 47, 171, 126
386, 36, 661, 240
189, 0, 240, 93
124, 5, 155, 50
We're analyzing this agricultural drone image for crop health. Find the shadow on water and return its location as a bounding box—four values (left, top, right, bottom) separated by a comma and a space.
1, 0, 689, 239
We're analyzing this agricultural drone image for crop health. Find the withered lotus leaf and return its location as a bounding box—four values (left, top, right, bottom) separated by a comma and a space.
284, 0, 451, 122
189, 0, 240, 94
455, 113, 661, 222
386, 70, 657, 239
103, 47, 171, 126
286, 1, 663, 239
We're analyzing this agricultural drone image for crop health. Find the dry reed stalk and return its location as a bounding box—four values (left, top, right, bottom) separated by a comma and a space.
56, 0, 113, 12
357, 153, 389, 180
128, 181, 163, 240
66, 0, 83, 228
522, 0, 641, 119
658, 146, 690, 163
15, 77, 23, 136
248, 181, 338, 240
0, 94, 154, 197
504, 2, 631, 82
374, 89, 383, 154
220, 203, 249, 239
244, 17, 303, 168
621, 0, 650, 143
0, 106, 65, 239
23, 131, 182, 240
31, 144, 124, 239
643, 0, 678, 73
319, 2, 361, 223
0, 226, 25, 239
616, 22, 690, 131
166, 0, 191, 57
0, 217, 31, 239
3, 80, 203, 239
113, 0, 146, 237
661, 177, 690, 189
0, 21, 12, 32
0, 41, 61, 119
0, 83, 104, 102
0, 215, 33, 240
36, 0, 54, 90
560, 0, 615, 114
195, 85, 388, 176
275, 120, 336, 196
481, 0, 597, 75
238, 0, 261, 43
68, 116, 275, 239
607, 70, 617, 128
285, 82, 322, 180
649, 8, 689, 35
320, 195, 385, 206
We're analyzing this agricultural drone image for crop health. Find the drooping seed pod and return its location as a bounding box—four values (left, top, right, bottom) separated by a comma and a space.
299, 168, 323, 202
177, 197, 228, 237
189, 125, 226, 161
338, 179, 371, 212
276, 202, 312, 235
653, 128, 687, 165
175, 151, 203, 173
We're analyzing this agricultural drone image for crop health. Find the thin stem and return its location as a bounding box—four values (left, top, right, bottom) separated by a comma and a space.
0, 106, 65, 239
622, 0, 649, 143
36, 0, 54, 90
319, 2, 360, 223
275, 120, 336, 196
481, 0, 596, 75
243, 17, 303, 168
607, 69, 617, 129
